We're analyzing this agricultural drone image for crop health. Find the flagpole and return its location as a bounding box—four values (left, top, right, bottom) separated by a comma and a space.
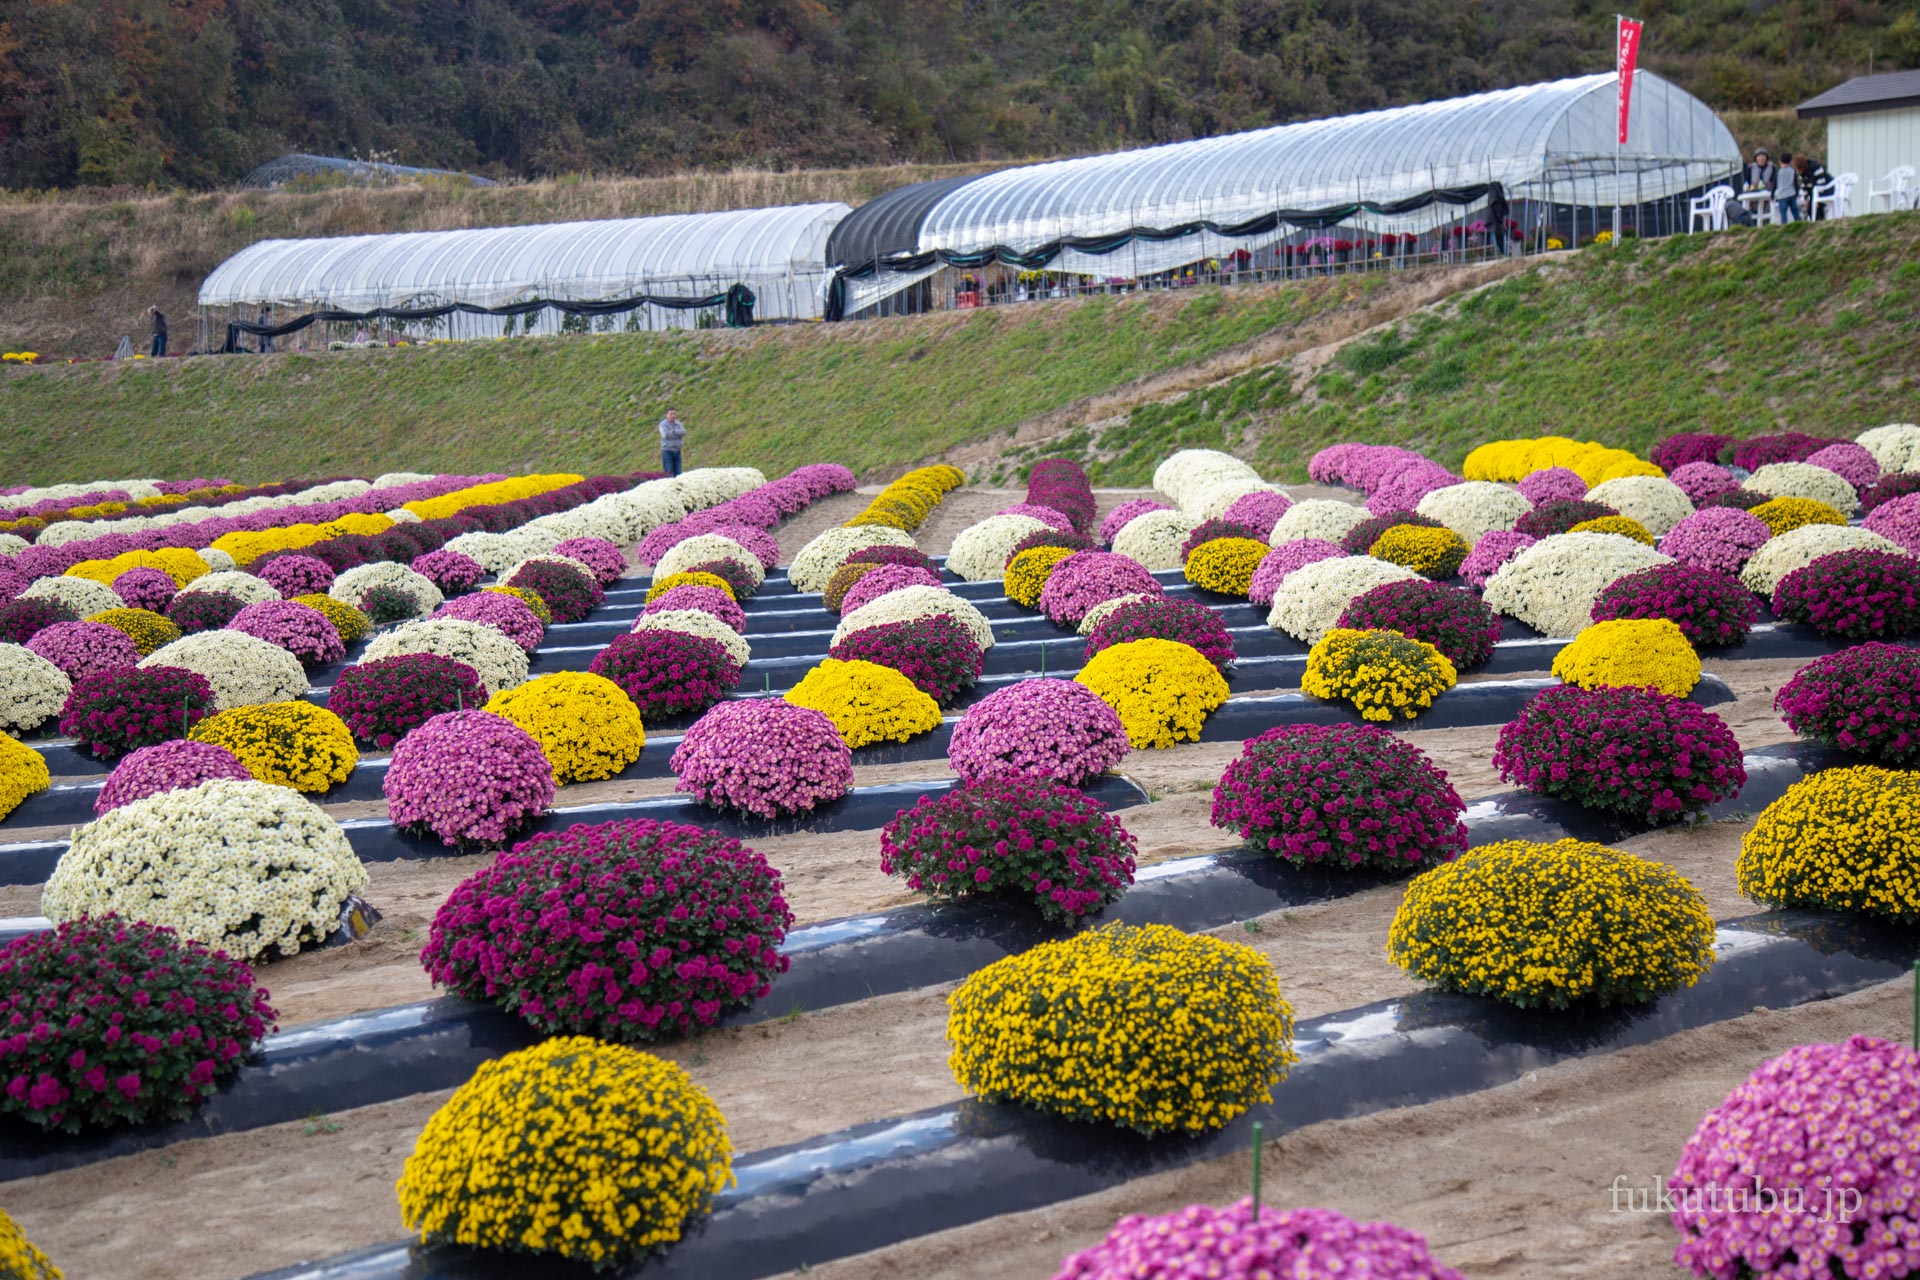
1614, 14, 1625, 246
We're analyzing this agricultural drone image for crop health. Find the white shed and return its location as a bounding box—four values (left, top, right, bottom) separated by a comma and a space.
1797, 70, 1920, 211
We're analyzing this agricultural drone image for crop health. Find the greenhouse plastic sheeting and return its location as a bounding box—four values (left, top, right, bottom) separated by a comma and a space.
198, 203, 851, 320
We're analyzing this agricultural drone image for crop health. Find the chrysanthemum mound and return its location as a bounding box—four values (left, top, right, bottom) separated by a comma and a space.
1775, 643, 1920, 764
782, 657, 941, 749
94, 739, 251, 815
1738, 765, 1920, 920
1771, 549, 1920, 640
188, 701, 358, 793
361, 617, 530, 697
1552, 617, 1702, 696
1075, 637, 1230, 747
1590, 563, 1758, 648
1036, 551, 1161, 627
947, 679, 1130, 785
1053, 1202, 1466, 1280
89, 605, 180, 655
0, 916, 277, 1133
1109, 509, 1202, 572
1494, 684, 1745, 823
326, 653, 488, 748
0, 1207, 59, 1280
139, 630, 308, 711
58, 664, 216, 760
227, 599, 346, 668
834, 585, 994, 652
1085, 595, 1236, 669
881, 776, 1138, 923
1303, 628, 1457, 721
1368, 524, 1469, 578
1482, 533, 1671, 637
588, 629, 738, 723
43, 779, 369, 960
1336, 579, 1501, 670
0, 733, 51, 822
1739, 524, 1903, 596
671, 699, 853, 819
829, 614, 983, 706
397, 1037, 732, 1269
506, 558, 603, 624
383, 710, 556, 849
431, 592, 545, 654
25, 621, 141, 682
1387, 838, 1716, 1008
949, 923, 1294, 1135
0, 643, 71, 735
1212, 724, 1466, 869
485, 672, 645, 784
423, 818, 792, 1040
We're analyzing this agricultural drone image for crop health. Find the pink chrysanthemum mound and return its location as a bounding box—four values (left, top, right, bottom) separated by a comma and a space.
1667, 462, 1740, 505
1671, 1035, 1920, 1280
1366, 460, 1457, 516
1659, 508, 1773, 576
671, 699, 853, 819
1864, 492, 1920, 554
551, 537, 629, 587
1221, 489, 1294, 532
642, 584, 747, 632
0, 563, 32, 603
1249, 539, 1345, 606
1803, 441, 1880, 490
383, 710, 556, 849
948, 679, 1130, 785
254, 554, 337, 599
1459, 530, 1537, 589
1055, 1201, 1466, 1280
1100, 498, 1171, 544
26, 620, 142, 682
1517, 467, 1589, 505
110, 567, 177, 612
410, 549, 485, 596
227, 599, 346, 668
839, 564, 944, 616
997, 502, 1076, 532
432, 592, 545, 654
1037, 552, 1163, 626
95, 739, 252, 815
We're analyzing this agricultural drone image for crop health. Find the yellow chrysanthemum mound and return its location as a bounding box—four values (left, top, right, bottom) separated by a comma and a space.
1567, 515, 1655, 545
1366, 525, 1468, 578
398, 1037, 733, 1270
784, 658, 942, 749
1461, 437, 1662, 486
0, 1207, 61, 1280
212, 513, 395, 566
947, 923, 1296, 1136
85, 608, 181, 657
483, 585, 553, 625
1387, 838, 1717, 1008
188, 702, 359, 793
485, 672, 645, 784
290, 594, 372, 646
1752, 495, 1846, 536
843, 465, 966, 531
0, 733, 52, 823
1738, 767, 1920, 922
645, 571, 735, 604
64, 547, 211, 589
1075, 637, 1229, 748
1185, 537, 1271, 596
1551, 618, 1701, 697
1301, 628, 1458, 722
402, 473, 583, 522
1005, 545, 1078, 608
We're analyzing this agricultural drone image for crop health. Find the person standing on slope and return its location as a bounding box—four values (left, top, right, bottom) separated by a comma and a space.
658, 408, 686, 477
146, 306, 168, 358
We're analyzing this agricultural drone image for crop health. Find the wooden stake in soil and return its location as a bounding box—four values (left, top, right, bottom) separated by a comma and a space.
1250, 1120, 1264, 1220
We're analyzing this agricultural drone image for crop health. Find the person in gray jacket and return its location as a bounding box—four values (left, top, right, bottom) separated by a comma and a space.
1773, 153, 1801, 222
658, 409, 686, 477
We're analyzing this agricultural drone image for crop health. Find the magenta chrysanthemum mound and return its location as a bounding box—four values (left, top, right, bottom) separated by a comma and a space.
383, 710, 556, 848
1459, 530, 1536, 589
110, 567, 177, 612
1308, 443, 1430, 493
505, 559, 603, 624
327, 653, 489, 749
1659, 507, 1772, 575
227, 599, 346, 668
94, 739, 252, 814
1864, 492, 1920, 553
642, 584, 746, 632
1179, 517, 1267, 563
1515, 498, 1617, 539
1671, 1036, 1920, 1280
1099, 498, 1171, 544
830, 615, 983, 706
1591, 563, 1758, 648
59, 664, 216, 760
1025, 459, 1097, 534
1863, 473, 1920, 515
588, 629, 739, 721
1248, 539, 1345, 606
1730, 432, 1848, 471
1775, 643, 1920, 764
1650, 431, 1734, 472
422, 818, 792, 1040
881, 775, 1137, 923
1054, 1201, 1465, 1280
26, 621, 141, 682
838, 564, 943, 616
165, 589, 245, 634
1212, 724, 1466, 869
948, 679, 1130, 785
0, 597, 78, 645
1802, 441, 1880, 489
551, 536, 629, 586
671, 699, 853, 819
409, 549, 485, 596
1221, 489, 1293, 533
1337, 579, 1502, 670
432, 592, 545, 654
1517, 467, 1588, 505
1037, 552, 1162, 626
1772, 549, 1920, 640
996, 502, 1075, 532
254, 554, 337, 599
1666, 462, 1740, 505
1084, 596, 1236, 670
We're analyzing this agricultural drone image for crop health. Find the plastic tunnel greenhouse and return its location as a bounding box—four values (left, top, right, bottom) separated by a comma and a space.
196, 202, 851, 351
826, 71, 1740, 318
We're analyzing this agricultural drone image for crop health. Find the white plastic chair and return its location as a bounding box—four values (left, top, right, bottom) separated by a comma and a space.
1866, 165, 1916, 212
1812, 172, 1857, 220
1688, 185, 1733, 232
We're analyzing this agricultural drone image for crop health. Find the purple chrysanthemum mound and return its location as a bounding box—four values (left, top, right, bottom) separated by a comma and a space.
1366, 461, 1457, 516
839, 564, 944, 616
227, 599, 346, 668
1085, 596, 1236, 669
1803, 441, 1879, 490
109, 567, 177, 612
1863, 492, 1920, 554
1728, 432, 1850, 471
26, 621, 142, 682
432, 592, 545, 654
1212, 723, 1466, 870
671, 699, 853, 819
1775, 643, 1920, 764
1337, 579, 1502, 669
551, 537, 629, 586
1592, 563, 1758, 648
327, 653, 489, 748
410, 549, 485, 596
1515, 498, 1618, 539
505, 559, 603, 624
0, 597, 79, 645
1650, 432, 1735, 473
1308, 443, 1431, 493
1221, 489, 1294, 533
384, 709, 556, 849
830, 615, 983, 706
1054, 1202, 1466, 1280
1099, 498, 1171, 544
165, 589, 245, 634
1025, 459, 1098, 535
948, 679, 1130, 785
0, 564, 28, 603
588, 628, 739, 721
1862, 472, 1920, 515
254, 554, 337, 599
1249, 539, 1346, 606
1517, 467, 1589, 505
996, 502, 1076, 532
1180, 517, 1267, 563
1667, 462, 1740, 505
1339, 511, 1445, 556
838, 544, 940, 576
1459, 530, 1536, 589
1772, 549, 1920, 640
1037, 551, 1163, 626
881, 775, 1137, 923
642, 584, 747, 632
1658, 508, 1772, 576
95, 739, 252, 815
1671, 1036, 1920, 1280
59, 665, 216, 761
421, 817, 792, 1040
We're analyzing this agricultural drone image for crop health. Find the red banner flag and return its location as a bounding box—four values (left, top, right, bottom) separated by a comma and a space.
1617, 16, 1644, 145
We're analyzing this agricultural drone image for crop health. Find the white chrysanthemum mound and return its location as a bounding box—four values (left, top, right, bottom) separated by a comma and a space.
1266, 556, 1422, 643
0, 643, 72, 734
525, 504, 628, 546
373, 471, 436, 489
630, 610, 750, 669
1191, 477, 1287, 521
1739, 525, 1906, 595
0, 533, 29, 558
200, 548, 237, 572
360, 618, 531, 696
30, 522, 102, 547
652, 534, 766, 586
1585, 476, 1696, 536
443, 530, 553, 573
1416, 482, 1532, 545
22, 575, 124, 616
141, 631, 309, 711
1483, 532, 1672, 636
498, 554, 602, 589
673, 467, 767, 510
44, 779, 369, 961
185, 569, 282, 607
330, 562, 446, 616
1856, 423, 1920, 474
1110, 510, 1202, 572
1076, 592, 1159, 637
609, 478, 693, 536
948, 515, 1051, 581
1745, 462, 1861, 516
789, 526, 917, 594
1268, 499, 1371, 546
1152, 450, 1260, 510
382, 508, 424, 525
836, 586, 995, 651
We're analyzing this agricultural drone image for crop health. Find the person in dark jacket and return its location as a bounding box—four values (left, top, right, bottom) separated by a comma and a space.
258, 303, 275, 353
1743, 148, 1779, 196
1795, 155, 1832, 218
1487, 183, 1511, 254
147, 306, 168, 358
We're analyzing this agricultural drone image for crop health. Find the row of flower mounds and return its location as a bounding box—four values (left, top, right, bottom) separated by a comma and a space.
0, 735, 1831, 1183
238, 906, 1919, 1280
